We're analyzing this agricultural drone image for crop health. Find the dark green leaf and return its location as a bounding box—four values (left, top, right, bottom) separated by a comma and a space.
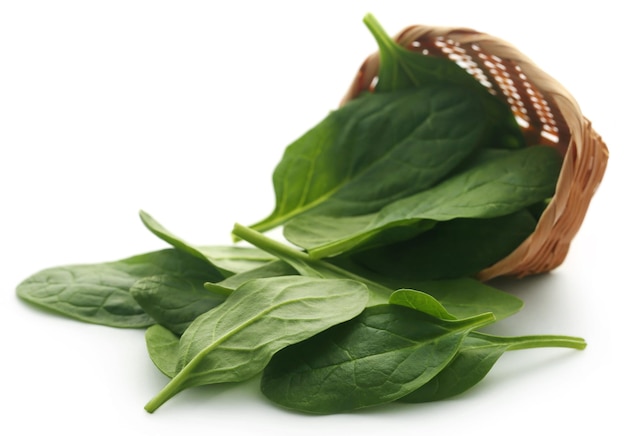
284, 145, 562, 258
16, 249, 218, 328
249, 84, 488, 232
260, 305, 494, 414
140, 210, 274, 275
144, 276, 370, 412
400, 331, 586, 403
363, 13, 525, 150
130, 275, 226, 335
349, 209, 538, 281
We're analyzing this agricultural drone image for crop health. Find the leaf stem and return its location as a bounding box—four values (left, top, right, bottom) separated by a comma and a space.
472, 332, 587, 351
231, 223, 392, 305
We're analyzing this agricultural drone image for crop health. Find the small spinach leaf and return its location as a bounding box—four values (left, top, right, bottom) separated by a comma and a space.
400, 332, 586, 403
389, 289, 457, 320
145, 324, 180, 378
16, 249, 219, 328
260, 304, 494, 414
130, 275, 226, 335
140, 210, 274, 275
144, 276, 370, 412
204, 260, 298, 296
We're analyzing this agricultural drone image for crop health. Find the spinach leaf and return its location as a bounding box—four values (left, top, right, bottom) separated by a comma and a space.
363, 13, 525, 150
144, 276, 370, 412
363, 13, 483, 93
389, 289, 458, 320
284, 145, 562, 258
145, 324, 180, 378
260, 304, 494, 414
400, 331, 586, 403
140, 210, 274, 275
348, 209, 538, 281
204, 260, 298, 296
248, 84, 488, 233
16, 249, 220, 328
130, 275, 226, 335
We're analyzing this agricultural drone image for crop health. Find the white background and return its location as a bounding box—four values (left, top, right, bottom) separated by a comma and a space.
1, 1, 623, 435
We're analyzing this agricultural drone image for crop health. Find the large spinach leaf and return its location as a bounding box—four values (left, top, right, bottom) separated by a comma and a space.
284, 145, 562, 258
260, 304, 494, 414
16, 249, 220, 328
249, 84, 488, 233
144, 276, 369, 412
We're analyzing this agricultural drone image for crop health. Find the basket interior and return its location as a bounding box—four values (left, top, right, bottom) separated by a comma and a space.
402, 35, 570, 156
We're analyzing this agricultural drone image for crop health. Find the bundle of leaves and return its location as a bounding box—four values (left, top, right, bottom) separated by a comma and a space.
17, 14, 587, 414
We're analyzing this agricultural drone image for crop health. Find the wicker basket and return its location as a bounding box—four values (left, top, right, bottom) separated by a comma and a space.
341, 24, 609, 281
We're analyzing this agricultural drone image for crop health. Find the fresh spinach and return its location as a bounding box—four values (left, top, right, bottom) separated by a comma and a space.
399, 331, 586, 403
16, 249, 220, 328
248, 84, 489, 233
14, 13, 589, 416
141, 210, 274, 275
347, 209, 538, 281
363, 13, 525, 150
130, 275, 225, 335
260, 304, 494, 414
144, 276, 369, 412
145, 324, 180, 378
284, 145, 562, 258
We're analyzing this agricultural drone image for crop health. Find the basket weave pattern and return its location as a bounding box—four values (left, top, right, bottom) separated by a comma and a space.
342, 25, 609, 281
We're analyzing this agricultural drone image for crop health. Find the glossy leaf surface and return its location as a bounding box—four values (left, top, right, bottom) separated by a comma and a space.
249, 84, 487, 232
261, 305, 494, 414
144, 276, 369, 412
130, 275, 226, 335
284, 145, 562, 258
146, 324, 180, 378
140, 210, 274, 275
400, 332, 586, 403
16, 249, 219, 328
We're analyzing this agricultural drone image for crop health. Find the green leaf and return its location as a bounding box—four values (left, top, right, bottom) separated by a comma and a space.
363, 13, 482, 92
203, 260, 298, 296
260, 304, 494, 414
400, 331, 587, 403
144, 276, 370, 412
284, 145, 563, 258
348, 209, 538, 281
363, 13, 525, 150
145, 324, 180, 378
130, 275, 226, 335
16, 249, 219, 328
249, 85, 488, 232
140, 210, 274, 275
389, 289, 457, 320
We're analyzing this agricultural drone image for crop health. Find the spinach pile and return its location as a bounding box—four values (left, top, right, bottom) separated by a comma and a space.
16, 14, 587, 415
